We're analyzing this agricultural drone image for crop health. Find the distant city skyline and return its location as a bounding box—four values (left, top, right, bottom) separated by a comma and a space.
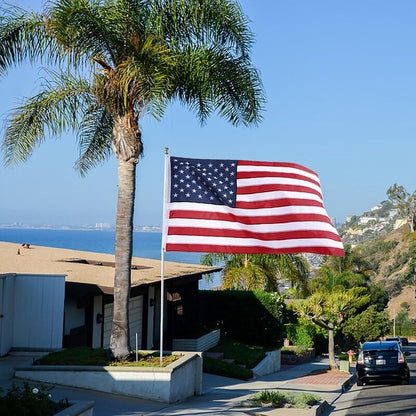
1, 1, 415, 228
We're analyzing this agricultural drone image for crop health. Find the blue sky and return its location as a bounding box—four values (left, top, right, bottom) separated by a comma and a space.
1, 1, 415, 228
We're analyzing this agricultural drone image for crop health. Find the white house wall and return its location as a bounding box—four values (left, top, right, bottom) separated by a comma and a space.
103, 296, 143, 349
12, 274, 65, 350
0, 275, 15, 356
64, 298, 85, 336
92, 295, 103, 348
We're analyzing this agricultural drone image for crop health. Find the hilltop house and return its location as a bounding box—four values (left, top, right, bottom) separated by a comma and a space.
0, 242, 220, 356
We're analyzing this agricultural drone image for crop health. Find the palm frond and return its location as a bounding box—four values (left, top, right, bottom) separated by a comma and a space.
2, 70, 91, 165
75, 105, 114, 176
0, 5, 64, 75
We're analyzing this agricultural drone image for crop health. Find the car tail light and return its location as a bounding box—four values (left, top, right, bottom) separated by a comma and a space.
398, 351, 405, 364
357, 352, 364, 365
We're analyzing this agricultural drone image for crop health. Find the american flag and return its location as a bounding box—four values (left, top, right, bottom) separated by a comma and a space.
162, 156, 344, 256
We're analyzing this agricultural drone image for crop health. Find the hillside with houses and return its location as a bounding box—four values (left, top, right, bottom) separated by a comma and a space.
338, 200, 408, 246
338, 201, 416, 325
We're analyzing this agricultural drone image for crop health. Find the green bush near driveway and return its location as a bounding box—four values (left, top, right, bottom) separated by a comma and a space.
248, 390, 320, 409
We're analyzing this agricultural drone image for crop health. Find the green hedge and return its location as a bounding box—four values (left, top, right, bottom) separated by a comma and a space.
203, 356, 253, 380
198, 290, 287, 348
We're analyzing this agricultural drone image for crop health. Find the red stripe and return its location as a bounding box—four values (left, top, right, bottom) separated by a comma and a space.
236, 198, 323, 209
167, 227, 342, 242
165, 243, 345, 256
169, 210, 334, 225
237, 184, 323, 199
237, 170, 320, 187
238, 160, 318, 176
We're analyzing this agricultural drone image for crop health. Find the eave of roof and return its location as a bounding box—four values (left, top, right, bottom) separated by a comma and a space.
0, 242, 221, 288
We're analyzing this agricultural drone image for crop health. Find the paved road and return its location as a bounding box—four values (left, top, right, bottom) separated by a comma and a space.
329, 342, 416, 416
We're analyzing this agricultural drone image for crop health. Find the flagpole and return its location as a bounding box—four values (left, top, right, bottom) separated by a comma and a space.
160, 147, 170, 364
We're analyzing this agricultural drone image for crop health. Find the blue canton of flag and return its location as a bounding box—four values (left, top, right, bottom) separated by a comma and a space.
170, 157, 238, 206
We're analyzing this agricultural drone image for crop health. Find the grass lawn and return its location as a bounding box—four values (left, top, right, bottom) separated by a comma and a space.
35, 347, 180, 367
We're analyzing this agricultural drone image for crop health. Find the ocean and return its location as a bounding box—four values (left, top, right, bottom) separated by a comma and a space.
0, 227, 220, 289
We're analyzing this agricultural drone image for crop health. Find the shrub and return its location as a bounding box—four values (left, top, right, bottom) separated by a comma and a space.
0, 383, 69, 416
249, 390, 320, 408
214, 338, 266, 369
281, 346, 309, 355
199, 290, 288, 348
203, 356, 253, 380
285, 323, 316, 348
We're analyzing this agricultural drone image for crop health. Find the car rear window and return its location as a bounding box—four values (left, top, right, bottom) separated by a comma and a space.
363, 349, 399, 366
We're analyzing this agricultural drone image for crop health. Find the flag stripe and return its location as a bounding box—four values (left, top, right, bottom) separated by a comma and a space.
167, 217, 337, 231
167, 226, 340, 242
165, 243, 345, 256
238, 159, 318, 178
168, 210, 334, 226
164, 157, 344, 256
236, 199, 324, 210
237, 177, 323, 196
168, 201, 328, 217
166, 235, 344, 251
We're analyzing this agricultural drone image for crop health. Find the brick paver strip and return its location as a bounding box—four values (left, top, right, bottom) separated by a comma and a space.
291, 371, 349, 385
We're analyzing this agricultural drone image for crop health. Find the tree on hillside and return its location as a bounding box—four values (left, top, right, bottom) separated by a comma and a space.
0, 0, 264, 359
201, 253, 309, 295
295, 287, 369, 368
387, 184, 416, 233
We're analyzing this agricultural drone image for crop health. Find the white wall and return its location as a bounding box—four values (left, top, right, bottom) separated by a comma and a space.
64, 298, 85, 335
12, 274, 65, 350
92, 295, 103, 348
0, 275, 16, 356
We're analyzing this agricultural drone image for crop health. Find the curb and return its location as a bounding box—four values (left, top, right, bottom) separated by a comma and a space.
341, 373, 356, 393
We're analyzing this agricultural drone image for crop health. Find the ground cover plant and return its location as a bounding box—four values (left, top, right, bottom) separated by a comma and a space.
247, 390, 320, 409
280, 346, 310, 355
35, 347, 180, 367
214, 338, 267, 369
203, 356, 253, 380
0, 383, 69, 416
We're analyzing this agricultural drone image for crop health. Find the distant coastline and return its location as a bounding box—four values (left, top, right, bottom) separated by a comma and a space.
0, 224, 162, 232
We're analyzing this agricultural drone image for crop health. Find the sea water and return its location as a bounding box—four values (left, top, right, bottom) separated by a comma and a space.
0, 228, 219, 289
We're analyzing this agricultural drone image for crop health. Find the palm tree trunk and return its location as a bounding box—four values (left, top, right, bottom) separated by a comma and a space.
109, 114, 141, 359
110, 157, 136, 359
328, 325, 337, 369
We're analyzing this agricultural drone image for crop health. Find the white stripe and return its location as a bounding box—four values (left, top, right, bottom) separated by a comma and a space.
236, 190, 323, 204
165, 235, 344, 250
167, 218, 338, 234
168, 201, 328, 217
237, 177, 322, 195
237, 164, 320, 183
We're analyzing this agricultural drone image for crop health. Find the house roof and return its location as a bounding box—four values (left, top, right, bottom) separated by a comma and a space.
0, 242, 221, 292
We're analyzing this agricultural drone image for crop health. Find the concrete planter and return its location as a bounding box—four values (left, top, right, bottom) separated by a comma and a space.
15, 351, 202, 403
252, 349, 281, 377
172, 329, 220, 352
55, 401, 94, 416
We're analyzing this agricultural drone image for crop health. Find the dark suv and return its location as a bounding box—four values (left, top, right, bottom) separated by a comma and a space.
356, 341, 410, 386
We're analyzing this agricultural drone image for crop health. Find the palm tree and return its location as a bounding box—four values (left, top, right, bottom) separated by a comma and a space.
201, 253, 309, 295
0, 0, 264, 359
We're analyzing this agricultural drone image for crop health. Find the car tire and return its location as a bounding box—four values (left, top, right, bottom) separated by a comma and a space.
357, 378, 363, 386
